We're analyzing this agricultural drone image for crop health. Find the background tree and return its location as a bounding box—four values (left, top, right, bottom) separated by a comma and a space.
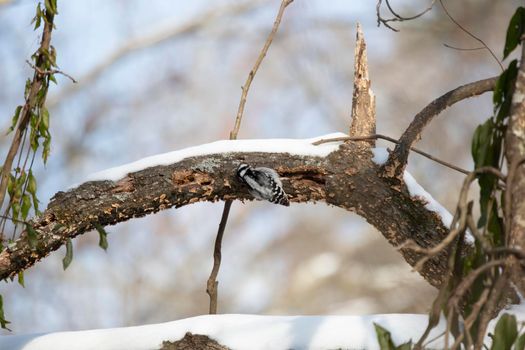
0, 0, 521, 342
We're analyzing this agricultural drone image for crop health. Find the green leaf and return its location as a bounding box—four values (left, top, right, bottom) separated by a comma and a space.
26, 223, 38, 250
514, 333, 525, 350
396, 341, 412, 350
493, 60, 518, 128
42, 134, 51, 164
471, 118, 495, 169
0, 295, 11, 330
44, 0, 56, 15
24, 78, 31, 99
49, 74, 57, 84
94, 223, 109, 251
8, 106, 22, 134
17, 271, 25, 288
504, 7, 525, 59
41, 107, 50, 131
490, 313, 518, 350
27, 170, 37, 196
11, 202, 20, 221
21, 194, 31, 220
374, 323, 396, 350
7, 174, 15, 197
31, 3, 42, 30
62, 238, 73, 270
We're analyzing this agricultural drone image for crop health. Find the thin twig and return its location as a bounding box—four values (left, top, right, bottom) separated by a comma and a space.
230, 0, 293, 139
312, 134, 470, 175
439, 0, 503, 71
376, 0, 436, 32
475, 271, 509, 350
443, 43, 485, 51
25, 60, 77, 83
447, 259, 506, 311
206, 200, 231, 314
206, 0, 293, 315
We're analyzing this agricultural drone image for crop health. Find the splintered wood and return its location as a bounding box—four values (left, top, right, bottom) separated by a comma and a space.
350, 23, 376, 144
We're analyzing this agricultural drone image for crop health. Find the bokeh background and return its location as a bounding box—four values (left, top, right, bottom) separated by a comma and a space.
0, 0, 519, 334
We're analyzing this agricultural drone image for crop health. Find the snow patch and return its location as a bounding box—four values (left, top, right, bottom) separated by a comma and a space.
371, 147, 389, 165
372, 147, 454, 230
83, 133, 347, 183
403, 171, 453, 228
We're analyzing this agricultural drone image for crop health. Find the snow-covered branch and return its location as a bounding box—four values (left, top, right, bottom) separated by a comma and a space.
0, 133, 461, 289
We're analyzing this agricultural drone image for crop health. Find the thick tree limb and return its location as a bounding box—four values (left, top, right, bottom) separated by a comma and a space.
0, 143, 459, 289
382, 77, 497, 180
349, 23, 376, 144
506, 43, 525, 294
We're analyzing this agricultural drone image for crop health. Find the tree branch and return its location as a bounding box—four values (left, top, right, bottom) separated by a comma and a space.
382, 77, 497, 180
206, 0, 293, 315
0, 142, 464, 289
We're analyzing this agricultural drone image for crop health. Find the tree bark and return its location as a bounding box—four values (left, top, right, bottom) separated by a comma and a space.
506, 43, 525, 295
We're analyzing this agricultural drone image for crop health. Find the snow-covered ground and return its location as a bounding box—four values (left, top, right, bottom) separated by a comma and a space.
3, 306, 525, 350
0, 313, 447, 350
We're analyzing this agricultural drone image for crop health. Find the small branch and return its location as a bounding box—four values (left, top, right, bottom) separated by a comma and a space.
312, 134, 470, 175
382, 76, 497, 180
349, 23, 376, 142
206, 0, 294, 315
230, 0, 293, 139
474, 271, 509, 349
206, 201, 232, 314
439, 0, 503, 72
25, 60, 77, 83
376, 0, 436, 32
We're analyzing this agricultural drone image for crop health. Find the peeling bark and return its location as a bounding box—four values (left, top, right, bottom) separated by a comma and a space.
0, 143, 459, 289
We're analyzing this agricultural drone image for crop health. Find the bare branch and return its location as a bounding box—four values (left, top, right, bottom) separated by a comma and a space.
376, 0, 436, 32
230, 0, 293, 140
439, 0, 503, 72
25, 60, 77, 83
382, 77, 497, 180
206, 0, 294, 315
